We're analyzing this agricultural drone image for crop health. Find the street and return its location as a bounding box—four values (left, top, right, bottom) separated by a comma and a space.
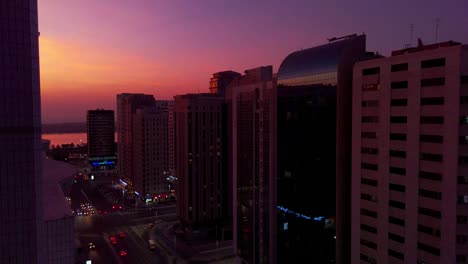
68, 175, 177, 264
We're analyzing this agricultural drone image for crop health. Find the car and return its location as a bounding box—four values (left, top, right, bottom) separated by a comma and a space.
118, 232, 125, 238
88, 242, 96, 250
109, 235, 118, 245
119, 250, 127, 257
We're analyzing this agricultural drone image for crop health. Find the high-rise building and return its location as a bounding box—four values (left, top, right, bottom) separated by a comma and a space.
225, 66, 277, 264
133, 101, 172, 199
351, 40, 468, 264
87, 109, 116, 170
210, 71, 242, 96
276, 34, 366, 263
168, 101, 176, 176
0, 1, 45, 263
174, 93, 228, 229
116, 93, 155, 185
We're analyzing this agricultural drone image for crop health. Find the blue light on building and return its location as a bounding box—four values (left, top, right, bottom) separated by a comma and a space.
277, 205, 326, 222
91, 160, 115, 166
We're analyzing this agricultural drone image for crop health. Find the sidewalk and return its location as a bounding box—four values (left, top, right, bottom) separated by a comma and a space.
151, 222, 188, 264
156, 222, 236, 263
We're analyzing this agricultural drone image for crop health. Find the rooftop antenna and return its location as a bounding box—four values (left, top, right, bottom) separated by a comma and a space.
435, 18, 440, 42
405, 24, 414, 48
410, 24, 414, 47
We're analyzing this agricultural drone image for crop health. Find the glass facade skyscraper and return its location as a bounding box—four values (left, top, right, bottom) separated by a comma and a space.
276, 34, 366, 263
0, 1, 45, 263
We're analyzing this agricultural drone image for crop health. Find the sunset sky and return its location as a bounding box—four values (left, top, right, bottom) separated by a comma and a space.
39, 0, 468, 123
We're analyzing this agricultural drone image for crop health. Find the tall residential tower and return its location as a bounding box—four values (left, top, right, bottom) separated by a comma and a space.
226, 66, 277, 264
133, 101, 173, 198
351, 40, 468, 264
116, 93, 155, 185
174, 93, 228, 229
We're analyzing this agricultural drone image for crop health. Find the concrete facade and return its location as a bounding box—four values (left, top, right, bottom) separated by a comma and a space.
351, 41, 468, 263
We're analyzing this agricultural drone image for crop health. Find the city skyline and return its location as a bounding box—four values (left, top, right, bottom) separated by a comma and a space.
39, 0, 468, 123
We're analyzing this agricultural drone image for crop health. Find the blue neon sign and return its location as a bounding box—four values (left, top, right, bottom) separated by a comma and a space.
91, 160, 115, 166
277, 205, 326, 223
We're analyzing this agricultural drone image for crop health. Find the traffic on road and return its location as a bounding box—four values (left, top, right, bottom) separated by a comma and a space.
66, 173, 177, 264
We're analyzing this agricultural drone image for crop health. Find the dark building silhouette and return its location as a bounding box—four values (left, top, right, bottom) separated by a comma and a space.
87, 109, 116, 170
210, 71, 242, 96
174, 93, 228, 229
133, 101, 173, 199
226, 66, 277, 264
0, 1, 46, 263
116, 93, 155, 185
276, 34, 366, 263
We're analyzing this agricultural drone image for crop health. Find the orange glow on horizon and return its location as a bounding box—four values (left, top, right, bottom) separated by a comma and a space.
39, 37, 166, 91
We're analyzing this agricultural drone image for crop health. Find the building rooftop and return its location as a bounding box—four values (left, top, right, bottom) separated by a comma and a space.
277, 34, 366, 84
391, 39, 461, 56
42, 157, 74, 221
175, 93, 223, 100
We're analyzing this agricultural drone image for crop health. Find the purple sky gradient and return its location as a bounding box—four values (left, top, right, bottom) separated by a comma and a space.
38, 0, 468, 123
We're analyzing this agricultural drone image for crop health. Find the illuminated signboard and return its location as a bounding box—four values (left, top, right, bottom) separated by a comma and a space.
91, 160, 115, 166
